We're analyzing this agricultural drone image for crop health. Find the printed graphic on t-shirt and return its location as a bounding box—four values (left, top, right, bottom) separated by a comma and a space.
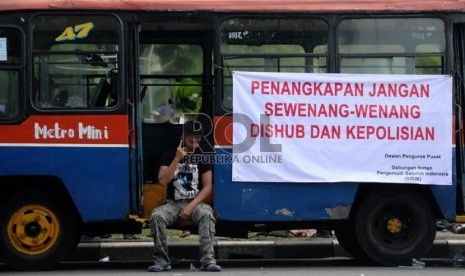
173, 163, 199, 200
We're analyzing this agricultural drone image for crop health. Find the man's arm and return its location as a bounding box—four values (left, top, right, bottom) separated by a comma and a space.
179, 170, 213, 221
158, 164, 177, 186
158, 140, 186, 185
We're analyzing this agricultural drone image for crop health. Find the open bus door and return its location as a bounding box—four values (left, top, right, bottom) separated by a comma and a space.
129, 21, 144, 219
454, 23, 465, 220
137, 21, 214, 219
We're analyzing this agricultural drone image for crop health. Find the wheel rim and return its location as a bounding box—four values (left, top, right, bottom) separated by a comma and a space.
373, 204, 416, 248
386, 217, 402, 234
7, 204, 60, 255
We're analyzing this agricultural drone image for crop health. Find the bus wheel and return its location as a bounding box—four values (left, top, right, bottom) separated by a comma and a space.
0, 190, 79, 270
334, 223, 368, 260
354, 189, 436, 266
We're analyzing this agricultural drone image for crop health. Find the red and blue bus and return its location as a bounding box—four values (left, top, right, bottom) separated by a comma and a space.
0, 0, 465, 270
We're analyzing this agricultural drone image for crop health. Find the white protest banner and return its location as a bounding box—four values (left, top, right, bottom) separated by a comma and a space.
232, 72, 452, 185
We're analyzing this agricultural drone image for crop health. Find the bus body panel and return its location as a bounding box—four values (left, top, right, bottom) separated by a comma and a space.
431, 183, 457, 219
214, 148, 358, 222
0, 114, 131, 222
0, 146, 130, 221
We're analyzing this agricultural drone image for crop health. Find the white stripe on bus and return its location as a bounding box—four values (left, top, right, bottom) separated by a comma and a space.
0, 143, 129, 148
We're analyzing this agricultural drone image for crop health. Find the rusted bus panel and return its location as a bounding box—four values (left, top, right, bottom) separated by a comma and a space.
142, 183, 167, 219
1, 0, 465, 12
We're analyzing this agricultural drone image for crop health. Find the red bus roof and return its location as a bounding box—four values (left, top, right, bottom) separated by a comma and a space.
1, 0, 465, 13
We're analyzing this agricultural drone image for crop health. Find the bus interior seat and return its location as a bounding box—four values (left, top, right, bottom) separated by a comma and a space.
52, 88, 69, 107
90, 70, 118, 107
106, 73, 118, 107
90, 77, 110, 107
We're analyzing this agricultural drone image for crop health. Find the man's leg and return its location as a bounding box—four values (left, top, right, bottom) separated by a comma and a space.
149, 201, 181, 269
191, 202, 220, 271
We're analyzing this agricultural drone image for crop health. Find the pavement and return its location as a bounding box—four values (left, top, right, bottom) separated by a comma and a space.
65, 230, 465, 264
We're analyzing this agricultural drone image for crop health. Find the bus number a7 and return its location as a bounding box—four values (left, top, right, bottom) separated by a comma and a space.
55, 22, 94, 42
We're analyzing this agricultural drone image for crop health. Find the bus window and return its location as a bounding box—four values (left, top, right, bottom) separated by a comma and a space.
140, 44, 203, 124
0, 27, 21, 119
32, 15, 120, 109
0, 71, 19, 118
415, 44, 443, 74
220, 18, 329, 110
338, 18, 445, 74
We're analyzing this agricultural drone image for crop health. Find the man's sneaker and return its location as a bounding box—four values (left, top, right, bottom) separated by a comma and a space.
201, 263, 222, 272
437, 219, 452, 229
147, 263, 172, 272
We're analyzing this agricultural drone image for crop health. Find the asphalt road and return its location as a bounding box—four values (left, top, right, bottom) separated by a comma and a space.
1, 258, 465, 275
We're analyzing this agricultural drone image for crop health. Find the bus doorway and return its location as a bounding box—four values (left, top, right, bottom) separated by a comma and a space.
137, 23, 214, 218
454, 23, 465, 216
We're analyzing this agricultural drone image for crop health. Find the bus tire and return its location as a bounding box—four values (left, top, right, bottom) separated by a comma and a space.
354, 189, 436, 266
0, 189, 79, 270
335, 222, 368, 260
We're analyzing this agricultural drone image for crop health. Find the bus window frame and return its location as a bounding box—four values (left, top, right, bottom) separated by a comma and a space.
216, 14, 449, 114
138, 42, 205, 124
216, 15, 331, 114
0, 25, 25, 123
29, 12, 125, 114
335, 15, 448, 74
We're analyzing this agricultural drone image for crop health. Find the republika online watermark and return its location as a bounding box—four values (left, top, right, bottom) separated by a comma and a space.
182, 112, 283, 165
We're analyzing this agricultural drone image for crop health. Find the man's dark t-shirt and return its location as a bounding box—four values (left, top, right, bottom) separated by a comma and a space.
160, 149, 212, 200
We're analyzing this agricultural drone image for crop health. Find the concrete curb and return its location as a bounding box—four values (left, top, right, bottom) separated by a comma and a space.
65, 239, 465, 263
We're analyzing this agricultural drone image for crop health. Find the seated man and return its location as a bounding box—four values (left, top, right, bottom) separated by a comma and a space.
148, 120, 221, 272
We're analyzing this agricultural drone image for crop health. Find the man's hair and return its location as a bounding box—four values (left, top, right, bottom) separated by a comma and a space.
183, 120, 203, 137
